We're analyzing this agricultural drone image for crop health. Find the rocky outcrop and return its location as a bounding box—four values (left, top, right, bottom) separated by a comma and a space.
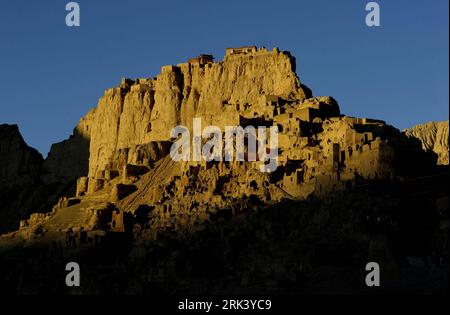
404, 121, 449, 165
86, 47, 310, 178
0, 122, 91, 233
0, 124, 43, 187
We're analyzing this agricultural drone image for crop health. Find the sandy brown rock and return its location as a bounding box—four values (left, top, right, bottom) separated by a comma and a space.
404, 121, 449, 165
85, 48, 309, 178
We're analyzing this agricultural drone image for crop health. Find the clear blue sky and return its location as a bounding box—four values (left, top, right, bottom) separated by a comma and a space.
0, 0, 448, 156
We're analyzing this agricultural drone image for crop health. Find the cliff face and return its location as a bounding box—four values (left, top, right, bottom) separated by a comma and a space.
86, 48, 308, 178
404, 121, 449, 165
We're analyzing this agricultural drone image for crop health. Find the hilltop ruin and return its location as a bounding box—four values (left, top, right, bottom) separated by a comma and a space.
0, 46, 447, 244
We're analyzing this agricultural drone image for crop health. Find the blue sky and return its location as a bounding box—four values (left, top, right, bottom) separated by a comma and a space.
0, 0, 448, 156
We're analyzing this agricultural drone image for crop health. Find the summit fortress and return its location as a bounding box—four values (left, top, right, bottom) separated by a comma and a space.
0, 47, 447, 242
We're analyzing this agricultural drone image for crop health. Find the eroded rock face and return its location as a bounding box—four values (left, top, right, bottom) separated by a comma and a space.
404, 121, 449, 165
85, 47, 309, 178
